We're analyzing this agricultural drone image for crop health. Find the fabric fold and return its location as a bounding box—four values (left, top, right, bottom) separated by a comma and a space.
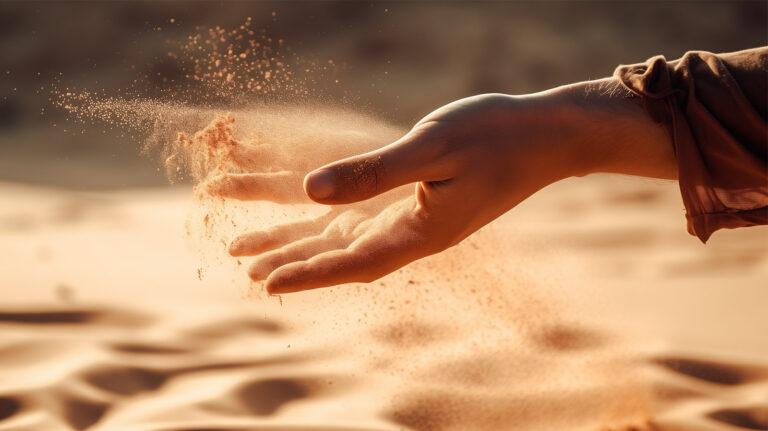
614, 47, 768, 242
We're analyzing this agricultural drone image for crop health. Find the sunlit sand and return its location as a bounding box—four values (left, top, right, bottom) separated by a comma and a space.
1, 173, 766, 430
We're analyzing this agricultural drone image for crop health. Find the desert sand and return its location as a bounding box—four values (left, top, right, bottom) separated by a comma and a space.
1, 171, 766, 431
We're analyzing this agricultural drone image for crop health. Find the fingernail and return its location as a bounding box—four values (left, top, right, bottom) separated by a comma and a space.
248, 264, 269, 282
228, 238, 242, 256
265, 282, 280, 294
266, 272, 291, 294
305, 169, 335, 200
265, 278, 283, 294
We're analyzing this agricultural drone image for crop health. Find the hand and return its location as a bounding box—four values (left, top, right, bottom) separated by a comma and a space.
226, 94, 569, 293
224, 80, 675, 294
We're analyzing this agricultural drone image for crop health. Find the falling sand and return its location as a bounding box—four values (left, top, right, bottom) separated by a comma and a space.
31, 18, 768, 431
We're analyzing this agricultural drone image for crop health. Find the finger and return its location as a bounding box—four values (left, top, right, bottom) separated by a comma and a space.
229, 209, 341, 256
303, 127, 457, 205
229, 143, 276, 169
248, 234, 349, 281
265, 222, 429, 294
205, 172, 306, 203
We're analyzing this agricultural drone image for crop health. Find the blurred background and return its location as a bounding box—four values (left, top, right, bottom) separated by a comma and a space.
1, 1, 766, 189
1, 4, 767, 430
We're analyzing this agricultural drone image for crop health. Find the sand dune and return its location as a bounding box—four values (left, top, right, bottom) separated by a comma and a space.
0, 177, 766, 431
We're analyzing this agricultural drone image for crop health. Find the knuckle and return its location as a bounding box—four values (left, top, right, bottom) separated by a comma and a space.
338, 156, 385, 197
355, 157, 385, 194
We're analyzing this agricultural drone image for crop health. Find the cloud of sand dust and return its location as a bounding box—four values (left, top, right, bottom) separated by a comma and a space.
51, 18, 407, 283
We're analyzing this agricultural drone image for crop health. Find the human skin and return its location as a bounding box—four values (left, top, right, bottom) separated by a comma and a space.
216, 77, 677, 294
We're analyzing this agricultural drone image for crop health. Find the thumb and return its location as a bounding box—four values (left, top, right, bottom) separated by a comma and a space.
303, 131, 453, 204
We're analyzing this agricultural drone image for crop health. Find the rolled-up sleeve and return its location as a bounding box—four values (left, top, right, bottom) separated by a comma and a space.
614, 47, 768, 242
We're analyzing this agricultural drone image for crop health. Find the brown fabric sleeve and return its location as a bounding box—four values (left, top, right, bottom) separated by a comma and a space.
614, 47, 768, 242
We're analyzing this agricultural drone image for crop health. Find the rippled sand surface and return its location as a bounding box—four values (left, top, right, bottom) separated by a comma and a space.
1, 176, 766, 431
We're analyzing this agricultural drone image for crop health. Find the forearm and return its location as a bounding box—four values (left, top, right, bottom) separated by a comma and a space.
532, 77, 678, 181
